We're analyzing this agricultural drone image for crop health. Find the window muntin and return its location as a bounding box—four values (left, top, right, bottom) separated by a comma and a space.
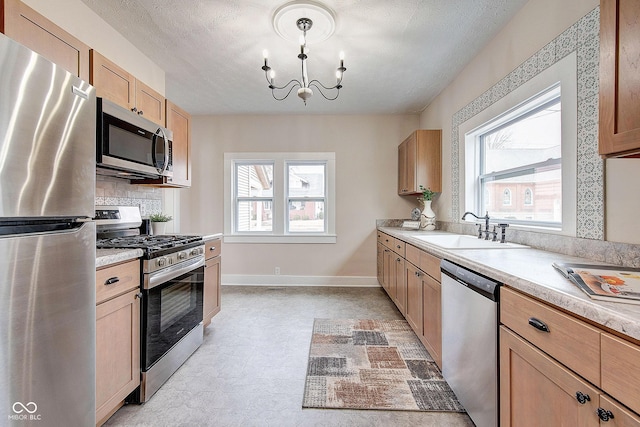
477, 86, 562, 227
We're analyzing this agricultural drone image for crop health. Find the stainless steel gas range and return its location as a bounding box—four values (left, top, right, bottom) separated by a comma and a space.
95, 206, 204, 403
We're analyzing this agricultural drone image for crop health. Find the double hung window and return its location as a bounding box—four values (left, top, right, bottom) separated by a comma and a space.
225, 152, 336, 243
474, 85, 562, 227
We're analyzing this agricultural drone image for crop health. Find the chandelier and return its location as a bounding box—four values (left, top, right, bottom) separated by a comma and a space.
261, 2, 346, 105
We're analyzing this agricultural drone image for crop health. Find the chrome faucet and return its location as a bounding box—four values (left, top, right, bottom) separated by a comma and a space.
461, 211, 509, 242
462, 211, 490, 232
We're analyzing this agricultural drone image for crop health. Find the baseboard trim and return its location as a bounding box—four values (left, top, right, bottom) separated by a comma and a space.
222, 274, 380, 287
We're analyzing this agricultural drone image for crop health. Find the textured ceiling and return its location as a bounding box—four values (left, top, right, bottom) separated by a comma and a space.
79, 0, 528, 115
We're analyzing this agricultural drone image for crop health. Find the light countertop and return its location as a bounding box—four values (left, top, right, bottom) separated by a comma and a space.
378, 226, 640, 342
96, 248, 144, 269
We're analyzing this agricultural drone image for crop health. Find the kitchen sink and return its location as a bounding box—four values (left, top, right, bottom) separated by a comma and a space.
412, 233, 528, 249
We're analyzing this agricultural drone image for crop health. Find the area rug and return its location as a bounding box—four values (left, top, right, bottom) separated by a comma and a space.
302, 318, 465, 412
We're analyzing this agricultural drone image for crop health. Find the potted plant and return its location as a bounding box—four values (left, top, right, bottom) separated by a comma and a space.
418, 185, 437, 230
149, 212, 173, 236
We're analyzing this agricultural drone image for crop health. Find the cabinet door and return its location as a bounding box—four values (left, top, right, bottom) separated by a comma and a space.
394, 256, 406, 315
135, 79, 165, 126
96, 289, 141, 426
599, 0, 640, 156
382, 248, 394, 298
376, 242, 384, 287
499, 326, 600, 427
90, 49, 135, 111
165, 100, 191, 186
1, 0, 90, 81
397, 132, 415, 195
203, 256, 221, 326
422, 272, 441, 368
405, 263, 423, 335
415, 130, 442, 193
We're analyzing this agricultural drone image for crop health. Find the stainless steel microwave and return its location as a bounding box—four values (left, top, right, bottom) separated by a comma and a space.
96, 97, 173, 180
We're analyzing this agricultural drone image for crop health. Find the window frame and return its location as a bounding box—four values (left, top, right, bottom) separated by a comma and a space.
466, 83, 566, 229
224, 152, 336, 244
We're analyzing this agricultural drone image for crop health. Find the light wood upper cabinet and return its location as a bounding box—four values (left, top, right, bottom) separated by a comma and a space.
599, 0, 640, 157
398, 130, 442, 195
90, 49, 165, 127
1, 0, 90, 81
138, 100, 192, 188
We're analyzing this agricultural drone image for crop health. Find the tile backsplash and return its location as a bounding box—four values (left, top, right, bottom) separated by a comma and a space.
95, 175, 162, 216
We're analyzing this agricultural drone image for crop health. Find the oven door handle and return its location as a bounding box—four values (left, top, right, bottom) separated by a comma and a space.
146, 256, 205, 290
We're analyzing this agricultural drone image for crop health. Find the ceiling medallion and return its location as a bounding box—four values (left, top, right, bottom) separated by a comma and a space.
261, 1, 346, 105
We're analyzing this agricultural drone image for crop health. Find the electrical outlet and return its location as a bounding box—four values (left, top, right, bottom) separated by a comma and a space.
275, 267, 280, 275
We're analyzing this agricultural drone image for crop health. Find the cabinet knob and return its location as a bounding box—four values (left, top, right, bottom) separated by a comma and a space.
138, 110, 144, 116
105, 277, 120, 285
528, 317, 550, 333
415, 271, 421, 277
597, 408, 614, 422
210, 246, 216, 251
131, 107, 137, 113
396, 258, 401, 262
135, 292, 143, 299
575, 391, 590, 404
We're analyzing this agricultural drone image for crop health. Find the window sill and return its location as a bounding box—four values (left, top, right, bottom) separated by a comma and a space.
223, 234, 337, 244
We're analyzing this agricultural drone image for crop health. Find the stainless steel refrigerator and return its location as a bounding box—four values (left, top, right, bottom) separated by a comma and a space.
0, 33, 96, 426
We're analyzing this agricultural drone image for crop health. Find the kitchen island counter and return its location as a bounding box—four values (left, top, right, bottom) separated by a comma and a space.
378, 226, 640, 342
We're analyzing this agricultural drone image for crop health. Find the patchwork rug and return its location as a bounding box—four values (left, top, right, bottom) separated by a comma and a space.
302, 319, 465, 412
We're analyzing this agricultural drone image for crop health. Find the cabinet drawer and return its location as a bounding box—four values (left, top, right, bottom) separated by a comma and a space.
601, 333, 640, 414
392, 239, 405, 257
500, 287, 601, 386
419, 250, 440, 282
205, 238, 221, 260
378, 232, 394, 250
96, 260, 140, 304
406, 244, 420, 267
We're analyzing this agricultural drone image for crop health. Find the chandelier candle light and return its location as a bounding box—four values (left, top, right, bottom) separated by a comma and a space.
262, 14, 346, 105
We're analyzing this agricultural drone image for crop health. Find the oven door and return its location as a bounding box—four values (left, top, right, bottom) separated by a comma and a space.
142, 264, 204, 370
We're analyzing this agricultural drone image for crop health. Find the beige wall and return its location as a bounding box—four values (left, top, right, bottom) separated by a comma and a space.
420, 0, 640, 245
22, 0, 165, 94
180, 115, 419, 279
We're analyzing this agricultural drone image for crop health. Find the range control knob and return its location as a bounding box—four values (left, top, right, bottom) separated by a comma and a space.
177, 252, 187, 260
190, 248, 201, 256
156, 257, 166, 267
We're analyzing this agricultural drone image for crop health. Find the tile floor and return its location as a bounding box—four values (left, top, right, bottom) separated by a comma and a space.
105, 286, 475, 426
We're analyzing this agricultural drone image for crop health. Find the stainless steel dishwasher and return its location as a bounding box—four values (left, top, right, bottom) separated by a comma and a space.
441, 259, 501, 427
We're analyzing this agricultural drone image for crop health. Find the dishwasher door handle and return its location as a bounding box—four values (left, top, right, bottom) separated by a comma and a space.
528, 317, 550, 333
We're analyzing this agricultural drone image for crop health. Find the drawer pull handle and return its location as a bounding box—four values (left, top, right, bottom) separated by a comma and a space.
575, 391, 590, 404
528, 317, 550, 332
105, 277, 120, 285
210, 246, 216, 251
597, 408, 614, 422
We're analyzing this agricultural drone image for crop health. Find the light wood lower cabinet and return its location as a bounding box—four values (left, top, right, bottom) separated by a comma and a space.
501, 286, 640, 426
500, 326, 600, 427
203, 238, 222, 326
376, 233, 442, 367
95, 260, 141, 427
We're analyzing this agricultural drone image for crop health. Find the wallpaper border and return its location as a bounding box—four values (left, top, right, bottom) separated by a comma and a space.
450, 7, 603, 240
